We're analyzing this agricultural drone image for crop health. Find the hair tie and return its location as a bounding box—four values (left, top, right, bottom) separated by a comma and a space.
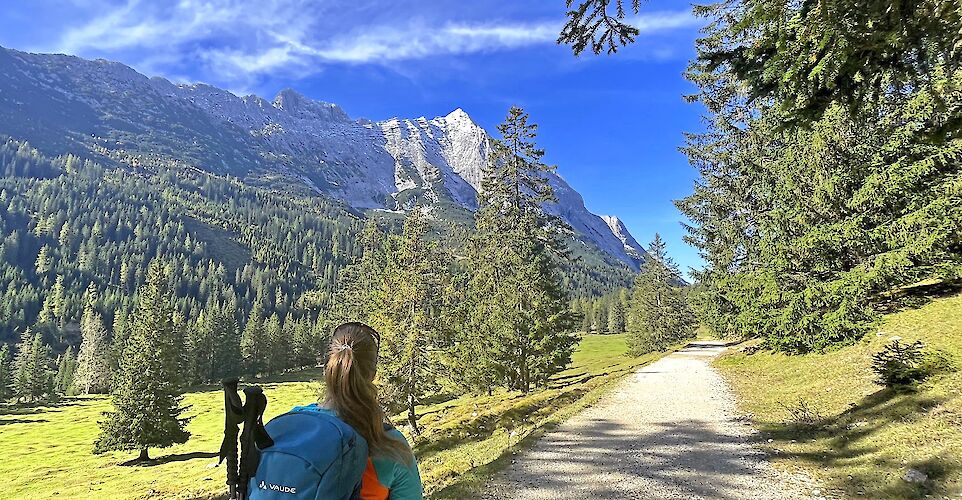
333, 342, 354, 353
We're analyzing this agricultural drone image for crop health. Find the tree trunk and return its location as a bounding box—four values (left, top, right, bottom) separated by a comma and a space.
407, 395, 420, 436
138, 448, 150, 462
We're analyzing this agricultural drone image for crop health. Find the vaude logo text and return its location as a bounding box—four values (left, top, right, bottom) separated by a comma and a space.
258, 480, 296, 494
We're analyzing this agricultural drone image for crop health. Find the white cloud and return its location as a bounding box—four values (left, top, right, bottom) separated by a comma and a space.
300, 12, 699, 64
53, 1, 698, 83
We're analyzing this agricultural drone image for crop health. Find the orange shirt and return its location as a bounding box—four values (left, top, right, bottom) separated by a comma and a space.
360, 458, 391, 499
358, 428, 423, 500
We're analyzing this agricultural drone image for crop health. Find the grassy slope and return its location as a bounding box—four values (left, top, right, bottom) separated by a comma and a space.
0, 334, 662, 499
715, 292, 962, 499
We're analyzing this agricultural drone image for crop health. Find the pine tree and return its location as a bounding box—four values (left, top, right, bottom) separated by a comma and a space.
73, 295, 112, 394
13, 330, 52, 402
608, 297, 626, 334
333, 218, 386, 325
0, 344, 11, 400
212, 295, 241, 380
558, 0, 643, 55
37, 275, 66, 329
594, 299, 609, 334
468, 107, 577, 393
94, 261, 190, 462
627, 234, 696, 355
581, 298, 594, 333
184, 301, 240, 385
290, 316, 319, 369
35, 244, 52, 276
185, 309, 215, 385
240, 301, 266, 378
13, 331, 33, 401
264, 313, 287, 375
371, 209, 449, 434
55, 347, 77, 395
676, 0, 962, 352
108, 311, 129, 387
520, 235, 579, 389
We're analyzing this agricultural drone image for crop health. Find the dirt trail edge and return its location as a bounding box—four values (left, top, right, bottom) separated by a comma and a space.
481, 341, 820, 500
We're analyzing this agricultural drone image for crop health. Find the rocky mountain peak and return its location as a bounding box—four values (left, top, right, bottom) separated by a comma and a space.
272, 88, 350, 122
444, 107, 474, 123
601, 215, 645, 261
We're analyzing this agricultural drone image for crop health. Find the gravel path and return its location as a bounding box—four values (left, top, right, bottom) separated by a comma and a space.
482, 341, 820, 499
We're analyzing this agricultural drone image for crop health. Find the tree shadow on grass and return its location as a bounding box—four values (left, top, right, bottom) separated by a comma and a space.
419, 392, 461, 407
875, 278, 962, 314
121, 451, 218, 467
0, 417, 48, 425
413, 387, 589, 460
183, 368, 326, 394
0, 396, 102, 417
546, 366, 636, 390
761, 386, 956, 498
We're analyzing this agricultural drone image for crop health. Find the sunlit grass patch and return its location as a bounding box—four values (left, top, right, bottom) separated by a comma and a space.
0, 334, 666, 499
716, 292, 962, 499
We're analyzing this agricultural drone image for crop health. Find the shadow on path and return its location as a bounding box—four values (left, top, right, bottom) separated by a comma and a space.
477, 417, 788, 499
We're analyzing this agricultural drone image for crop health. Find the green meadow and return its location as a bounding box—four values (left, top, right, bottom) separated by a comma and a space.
0, 334, 663, 499
716, 291, 962, 498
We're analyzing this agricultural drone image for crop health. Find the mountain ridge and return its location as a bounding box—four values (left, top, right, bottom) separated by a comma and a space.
0, 46, 647, 268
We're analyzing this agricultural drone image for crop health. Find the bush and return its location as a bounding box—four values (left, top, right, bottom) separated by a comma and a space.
872, 340, 953, 389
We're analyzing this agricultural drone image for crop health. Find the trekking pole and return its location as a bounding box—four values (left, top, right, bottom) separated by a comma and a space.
219, 378, 244, 499
238, 386, 273, 499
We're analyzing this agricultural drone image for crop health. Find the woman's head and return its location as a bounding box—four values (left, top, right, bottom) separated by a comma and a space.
324, 322, 409, 461
326, 322, 379, 382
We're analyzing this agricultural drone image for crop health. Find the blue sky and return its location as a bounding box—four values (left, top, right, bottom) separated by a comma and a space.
0, 0, 706, 276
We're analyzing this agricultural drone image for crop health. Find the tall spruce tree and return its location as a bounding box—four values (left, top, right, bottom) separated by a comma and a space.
185, 309, 212, 386
468, 107, 577, 393
264, 313, 287, 376
594, 299, 609, 334
55, 347, 77, 395
581, 298, 594, 333
240, 301, 266, 378
675, 0, 962, 352
556, 0, 962, 353
214, 298, 241, 380
371, 209, 449, 434
108, 311, 129, 387
73, 294, 112, 394
608, 297, 626, 334
95, 261, 190, 461
13, 330, 52, 402
332, 218, 387, 326
12, 330, 32, 401
289, 316, 319, 369
0, 343, 11, 400
627, 234, 696, 355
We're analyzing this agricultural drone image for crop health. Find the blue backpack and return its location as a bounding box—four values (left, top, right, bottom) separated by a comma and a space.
219, 380, 368, 500
249, 405, 369, 500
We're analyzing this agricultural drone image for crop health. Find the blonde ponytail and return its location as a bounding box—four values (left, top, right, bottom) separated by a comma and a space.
323, 323, 411, 463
